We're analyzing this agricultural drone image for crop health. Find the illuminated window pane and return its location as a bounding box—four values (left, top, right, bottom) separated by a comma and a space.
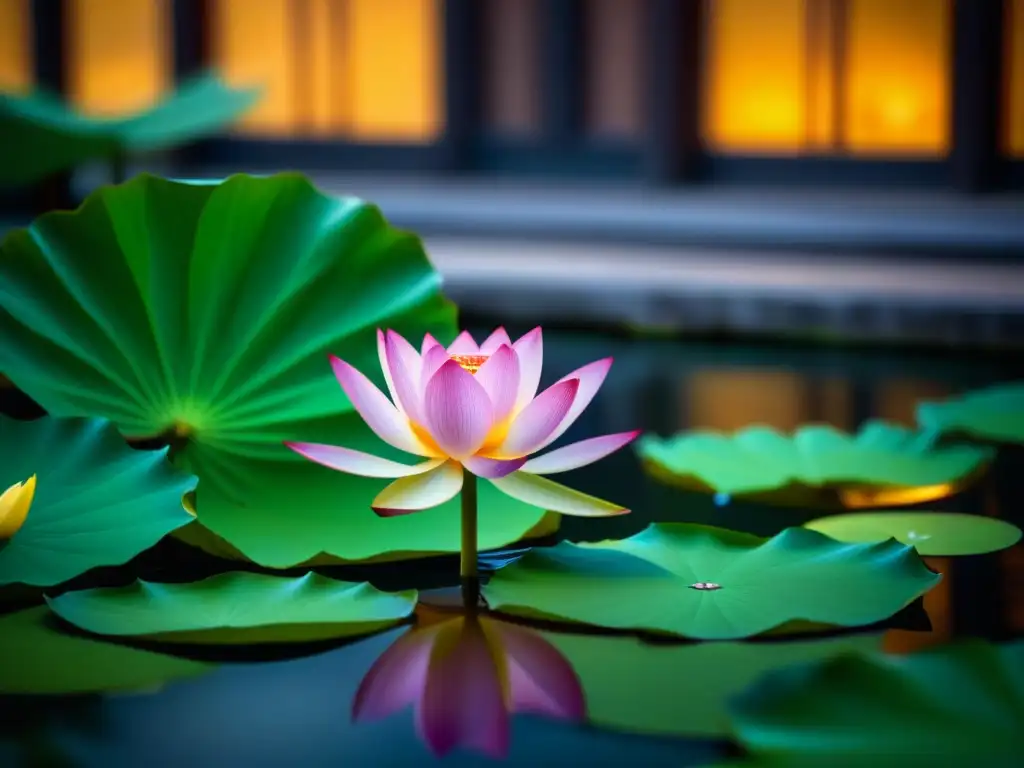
345, 0, 442, 141
702, 0, 807, 153
584, 0, 647, 140
686, 369, 809, 432
844, 0, 951, 155
210, 0, 297, 134
67, 0, 170, 116
1008, 0, 1024, 157
211, 0, 441, 141
0, 0, 31, 92
483, 0, 542, 136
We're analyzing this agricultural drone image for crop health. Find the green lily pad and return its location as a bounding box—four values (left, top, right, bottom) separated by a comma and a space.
0, 415, 195, 587
636, 421, 992, 508
484, 524, 941, 640
728, 640, 1024, 764
47, 572, 417, 644
917, 382, 1024, 445
0, 172, 485, 566
544, 632, 884, 739
0, 73, 261, 188
804, 511, 1023, 556
184, 418, 560, 567
0, 606, 210, 694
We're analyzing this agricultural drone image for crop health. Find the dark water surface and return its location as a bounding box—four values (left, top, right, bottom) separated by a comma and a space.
3, 326, 1024, 767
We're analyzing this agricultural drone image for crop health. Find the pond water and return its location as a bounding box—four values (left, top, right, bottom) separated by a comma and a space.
2, 325, 1023, 767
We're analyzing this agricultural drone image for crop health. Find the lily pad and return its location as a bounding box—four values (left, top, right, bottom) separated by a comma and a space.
0, 415, 195, 587
183, 419, 559, 567
636, 421, 992, 508
0, 606, 210, 694
0, 172, 483, 566
728, 640, 1024, 763
47, 572, 417, 644
804, 511, 1022, 556
0, 73, 261, 188
484, 524, 941, 640
543, 632, 884, 739
917, 382, 1024, 445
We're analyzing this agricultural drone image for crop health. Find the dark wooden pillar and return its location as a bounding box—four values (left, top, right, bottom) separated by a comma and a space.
644, 0, 704, 185
542, 0, 585, 145
440, 0, 482, 171
172, 0, 207, 82
950, 0, 1005, 193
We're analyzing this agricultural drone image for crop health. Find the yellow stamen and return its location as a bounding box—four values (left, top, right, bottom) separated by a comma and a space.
0, 475, 36, 539
173, 421, 193, 439
449, 354, 489, 374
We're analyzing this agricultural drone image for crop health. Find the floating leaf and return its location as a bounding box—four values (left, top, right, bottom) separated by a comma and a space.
184, 431, 560, 567
0, 74, 260, 188
0, 172, 489, 566
636, 421, 992, 508
484, 524, 941, 640
0, 606, 210, 694
728, 640, 1024, 764
804, 511, 1022, 556
46, 572, 417, 644
544, 632, 884, 739
917, 382, 1024, 445
0, 416, 194, 587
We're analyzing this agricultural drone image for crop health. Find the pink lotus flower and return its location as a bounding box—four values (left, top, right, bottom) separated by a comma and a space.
286, 327, 638, 517
353, 612, 586, 758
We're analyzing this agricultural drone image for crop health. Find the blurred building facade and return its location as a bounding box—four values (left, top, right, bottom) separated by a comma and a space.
2, 0, 1022, 192
3, 1, 1023, 346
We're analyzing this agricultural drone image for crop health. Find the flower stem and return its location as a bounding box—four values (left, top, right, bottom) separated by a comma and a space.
460, 469, 479, 609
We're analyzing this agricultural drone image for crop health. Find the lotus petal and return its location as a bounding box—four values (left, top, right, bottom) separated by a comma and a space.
475, 344, 520, 423
536, 358, 613, 450
373, 461, 464, 516
523, 431, 641, 475
463, 456, 527, 479
284, 443, 444, 479
499, 379, 580, 458
512, 327, 544, 414
423, 360, 494, 459
490, 471, 628, 517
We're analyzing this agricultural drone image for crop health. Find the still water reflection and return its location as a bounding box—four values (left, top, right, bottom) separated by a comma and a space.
2, 327, 1023, 767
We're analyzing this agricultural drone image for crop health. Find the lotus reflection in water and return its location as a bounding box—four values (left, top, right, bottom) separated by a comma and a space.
353, 610, 586, 759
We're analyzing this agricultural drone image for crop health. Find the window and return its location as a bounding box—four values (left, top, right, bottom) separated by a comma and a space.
702, 0, 951, 156
482, 0, 542, 137
702, 0, 807, 153
210, 0, 442, 141
66, 0, 170, 116
1008, 0, 1024, 157
0, 0, 31, 93
583, 0, 647, 140
844, 0, 950, 154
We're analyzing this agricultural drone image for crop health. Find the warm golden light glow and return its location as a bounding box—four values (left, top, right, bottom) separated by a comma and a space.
66, 0, 170, 116
345, 0, 442, 141
210, 0, 296, 133
0, 0, 31, 93
703, 0, 950, 155
702, 0, 807, 153
844, 0, 950, 154
0, 475, 36, 539
1008, 0, 1024, 157
449, 355, 489, 375
686, 369, 809, 432
210, 0, 441, 141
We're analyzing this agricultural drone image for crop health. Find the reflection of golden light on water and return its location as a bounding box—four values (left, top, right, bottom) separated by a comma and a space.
685, 369, 809, 432
839, 478, 974, 509
884, 556, 950, 654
